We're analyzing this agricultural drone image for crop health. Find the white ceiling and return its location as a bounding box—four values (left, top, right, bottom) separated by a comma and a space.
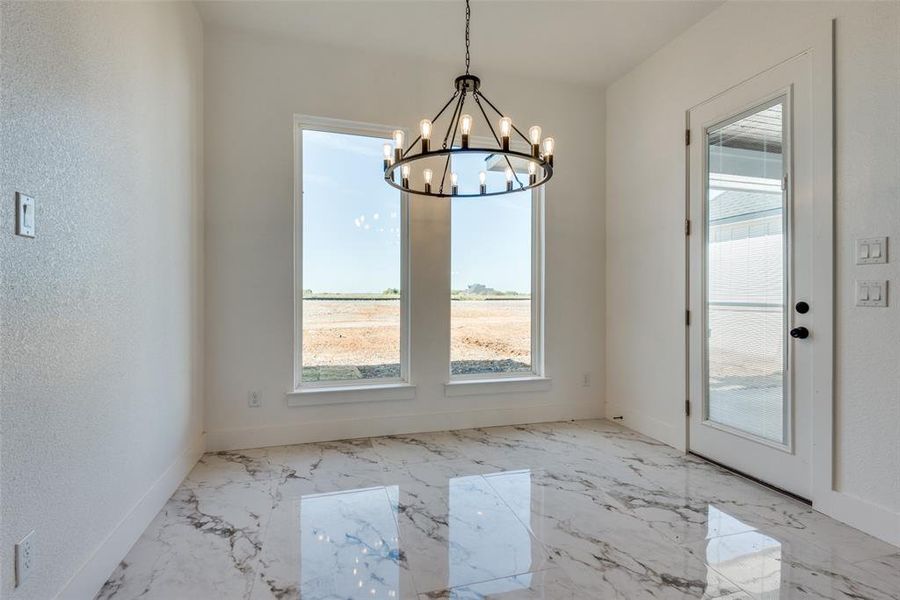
195, 0, 723, 87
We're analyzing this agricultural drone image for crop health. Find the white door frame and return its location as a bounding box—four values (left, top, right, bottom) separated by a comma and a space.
684, 22, 834, 507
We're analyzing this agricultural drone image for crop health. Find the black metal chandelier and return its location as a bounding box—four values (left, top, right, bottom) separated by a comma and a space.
382, 0, 555, 198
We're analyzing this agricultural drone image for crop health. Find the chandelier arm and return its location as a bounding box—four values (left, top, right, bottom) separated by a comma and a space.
474, 90, 532, 146
441, 90, 465, 150
402, 90, 460, 157
439, 92, 466, 193
440, 90, 466, 194
439, 155, 451, 195
473, 94, 526, 189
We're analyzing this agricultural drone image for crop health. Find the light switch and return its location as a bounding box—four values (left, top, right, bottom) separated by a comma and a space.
856, 237, 888, 264
15, 192, 35, 238
856, 280, 888, 307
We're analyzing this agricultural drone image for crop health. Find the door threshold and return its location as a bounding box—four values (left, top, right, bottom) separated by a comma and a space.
689, 451, 812, 506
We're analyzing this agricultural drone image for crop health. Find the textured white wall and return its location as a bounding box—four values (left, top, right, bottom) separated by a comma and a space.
0, 2, 204, 598
203, 28, 606, 449
606, 1, 899, 541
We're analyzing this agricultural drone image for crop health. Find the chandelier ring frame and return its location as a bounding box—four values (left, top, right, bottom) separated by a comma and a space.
383, 147, 552, 199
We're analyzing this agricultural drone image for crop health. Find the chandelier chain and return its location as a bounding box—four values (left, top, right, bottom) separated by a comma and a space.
464, 0, 471, 74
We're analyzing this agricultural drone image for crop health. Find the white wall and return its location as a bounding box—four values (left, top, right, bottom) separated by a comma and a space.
204, 27, 606, 451
0, 2, 204, 598
606, 1, 899, 544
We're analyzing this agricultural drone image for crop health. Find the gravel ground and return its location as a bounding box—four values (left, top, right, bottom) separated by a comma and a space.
301, 299, 531, 381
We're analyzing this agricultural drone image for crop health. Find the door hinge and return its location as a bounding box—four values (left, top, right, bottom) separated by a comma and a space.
782, 174, 788, 191
685, 129, 691, 146
685, 399, 691, 417
686, 309, 691, 326
685, 219, 691, 236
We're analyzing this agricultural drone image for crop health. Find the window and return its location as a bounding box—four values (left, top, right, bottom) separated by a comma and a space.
449, 152, 543, 378
294, 118, 408, 389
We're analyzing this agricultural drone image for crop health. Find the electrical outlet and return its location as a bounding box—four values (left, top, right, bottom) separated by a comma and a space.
15, 530, 35, 587
248, 391, 262, 408
582, 373, 591, 387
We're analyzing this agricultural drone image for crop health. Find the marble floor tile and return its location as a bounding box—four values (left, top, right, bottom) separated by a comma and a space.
483, 469, 750, 599
689, 529, 898, 599
854, 553, 900, 597
418, 568, 585, 599
99, 420, 899, 600
371, 431, 465, 465
265, 438, 386, 482
388, 473, 553, 594
250, 485, 418, 600
187, 448, 277, 485
98, 478, 276, 599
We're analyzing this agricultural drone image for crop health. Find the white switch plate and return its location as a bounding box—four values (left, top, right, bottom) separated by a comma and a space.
856, 237, 887, 265
856, 280, 888, 307
15, 192, 35, 238
15, 530, 35, 587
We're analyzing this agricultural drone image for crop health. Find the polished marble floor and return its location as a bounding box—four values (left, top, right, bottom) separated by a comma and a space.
97, 420, 899, 599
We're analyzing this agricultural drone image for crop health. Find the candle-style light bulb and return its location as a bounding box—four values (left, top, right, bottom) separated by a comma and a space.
528, 126, 542, 157
423, 168, 433, 193
451, 172, 459, 195
479, 170, 487, 195
419, 119, 432, 152
499, 117, 512, 150
460, 114, 473, 148
401, 164, 410, 188
528, 161, 537, 185
543, 137, 555, 166
383, 143, 393, 170
505, 166, 514, 191
392, 130, 405, 162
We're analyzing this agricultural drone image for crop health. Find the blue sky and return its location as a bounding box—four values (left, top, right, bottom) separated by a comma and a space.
302, 130, 531, 294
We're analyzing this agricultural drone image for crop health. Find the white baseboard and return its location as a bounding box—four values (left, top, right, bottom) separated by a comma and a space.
56, 433, 206, 600
815, 489, 900, 548
206, 403, 603, 452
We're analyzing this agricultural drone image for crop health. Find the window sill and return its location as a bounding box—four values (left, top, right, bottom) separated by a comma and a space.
286, 382, 416, 407
443, 376, 552, 398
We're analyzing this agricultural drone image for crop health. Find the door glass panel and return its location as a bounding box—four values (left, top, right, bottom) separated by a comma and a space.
705, 99, 786, 443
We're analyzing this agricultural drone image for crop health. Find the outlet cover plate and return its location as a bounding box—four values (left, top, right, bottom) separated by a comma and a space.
15, 530, 35, 587
15, 192, 35, 238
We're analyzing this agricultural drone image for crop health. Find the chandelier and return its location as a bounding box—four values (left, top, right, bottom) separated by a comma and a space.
382, 0, 555, 197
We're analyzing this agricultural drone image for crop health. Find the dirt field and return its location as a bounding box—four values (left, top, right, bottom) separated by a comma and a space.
302, 299, 531, 380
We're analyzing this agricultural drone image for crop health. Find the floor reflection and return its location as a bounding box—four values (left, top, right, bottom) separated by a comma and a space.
701, 530, 782, 597
448, 471, 534, 593
300, 486, 402, 599
298, 471, 539, 598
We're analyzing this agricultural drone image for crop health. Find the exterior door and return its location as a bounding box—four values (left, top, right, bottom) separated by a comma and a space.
688, 54, 814, 499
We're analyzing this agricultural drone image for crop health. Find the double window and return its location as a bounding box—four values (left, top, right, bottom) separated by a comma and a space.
294, 117, 543, 394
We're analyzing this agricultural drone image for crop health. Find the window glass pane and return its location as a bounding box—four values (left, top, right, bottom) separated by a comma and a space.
706, 101, 786, 442
450, 154, 532, 376
301, 130, 402, 382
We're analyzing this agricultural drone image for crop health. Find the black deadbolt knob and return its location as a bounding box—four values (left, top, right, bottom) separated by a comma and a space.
795, 301, 810, 314
790, 326, 809, 339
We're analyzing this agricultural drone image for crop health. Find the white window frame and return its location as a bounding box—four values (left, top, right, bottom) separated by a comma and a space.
447, 137, 546, 385
291, 115, 411, 397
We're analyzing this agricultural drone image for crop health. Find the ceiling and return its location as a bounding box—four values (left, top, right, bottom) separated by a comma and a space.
194, 0, 723, 87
